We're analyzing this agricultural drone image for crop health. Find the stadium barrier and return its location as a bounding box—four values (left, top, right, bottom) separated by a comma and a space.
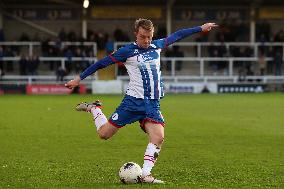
26, 84, 86, 95
114, 41, 284, 77
0, 83, 87, 95
0, 56, 280, 77
114, 42, 284, 58
0, 41, 97, 57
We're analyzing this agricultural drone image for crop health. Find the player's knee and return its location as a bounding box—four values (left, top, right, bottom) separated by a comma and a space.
158, 136, 164, 145
153, 134, 164, 146
97, 123, 118, 140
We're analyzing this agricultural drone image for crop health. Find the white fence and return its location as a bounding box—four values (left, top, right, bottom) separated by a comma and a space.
115, 42, 284, 58
160, 57, 273, 76
114, 41, 284, 77
0, 41, 283, 83
0, 56, 278, 77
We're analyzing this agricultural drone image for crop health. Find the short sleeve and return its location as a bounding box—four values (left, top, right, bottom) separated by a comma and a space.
109, 46, 129, 63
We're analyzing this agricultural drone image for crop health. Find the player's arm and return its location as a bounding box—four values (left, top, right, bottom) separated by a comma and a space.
65, 49, 127, 89
155, 23, 218, 48
64, 56, 114, 89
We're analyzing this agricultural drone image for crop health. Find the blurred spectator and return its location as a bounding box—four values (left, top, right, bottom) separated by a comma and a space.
32, 33, 41, 41
19, 55, 28, 75
195, 31, 208, 56
64, 49, 74, 73
258, 34, 269, 55
258, 51, 267, 76
0, 46, 4, 76
46, 47, 58, 70
234, 20, 249, 41
74, 47, 83, 73
114, 27, 129, 42
41, 38, 51, 56
0, 68, 3, 77
81, 51, 94, 70
96, 31, 107, 50
0, 29, 5, 42
0, 46, 4, 57
88, 31, 97, 42
54, 38, 63, 55
27, 55, 39, 75
164, 47, 173, 71
266, 47, 274, 74
87, 29, 94, 41
11, 44, 20, 56
155, 26, 166, 39
19, 32, 30, 41
195, 31, 209, 42
237, 47, 254, 78
274, 30, 284, 42
216, 23, 233, 42
217, 42, 228, 71
165, 46, 184, 71
105, 35, 114, 54
215, 21, 249, 42
208, 42, 228, 73
56, 66, 67, 81
201, 85, 210, 93
58, 28, 67, 41
208, 44, 219, 73
67, 30, 77, 42
273, 30, 284, 55
114, 27, 124, 41
273, 49, 283, 76
4, 47, 15, 72
256, 21, 271, 42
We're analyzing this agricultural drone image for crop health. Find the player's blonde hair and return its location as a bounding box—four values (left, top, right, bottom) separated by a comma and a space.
134, 18, 154, 32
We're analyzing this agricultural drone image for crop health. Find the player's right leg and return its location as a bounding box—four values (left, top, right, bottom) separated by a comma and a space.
75, 95, 143, 140
75, 101, 119, 140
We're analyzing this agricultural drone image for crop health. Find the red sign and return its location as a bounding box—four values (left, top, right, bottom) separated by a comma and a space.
26, 84, 86, 94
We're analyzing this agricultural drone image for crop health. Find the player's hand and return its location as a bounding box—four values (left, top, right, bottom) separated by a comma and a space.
201, 23, 218, 32
65, 76, 81, 89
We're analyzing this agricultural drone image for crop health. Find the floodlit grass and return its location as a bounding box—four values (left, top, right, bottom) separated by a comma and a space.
0, 94, 283, 188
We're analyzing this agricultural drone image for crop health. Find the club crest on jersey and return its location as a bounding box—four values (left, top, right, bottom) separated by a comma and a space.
111, 113, 119, 120
137, 51, 159, 63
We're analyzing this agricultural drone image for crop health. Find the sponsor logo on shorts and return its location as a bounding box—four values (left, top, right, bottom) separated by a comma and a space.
112, 113, 119, 120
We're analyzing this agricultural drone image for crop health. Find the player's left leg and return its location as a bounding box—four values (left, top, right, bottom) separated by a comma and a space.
141, 122, 165, 184
145, 121, 164, 148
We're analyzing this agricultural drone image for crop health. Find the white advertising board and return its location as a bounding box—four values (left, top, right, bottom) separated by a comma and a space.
163, 82, 218, 94
92, 80, 123, 94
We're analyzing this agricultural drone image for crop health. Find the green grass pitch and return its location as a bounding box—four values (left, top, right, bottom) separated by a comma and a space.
0, 94, 283, 188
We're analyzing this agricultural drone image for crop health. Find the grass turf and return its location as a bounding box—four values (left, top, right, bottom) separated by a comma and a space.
0, 93, 283, 188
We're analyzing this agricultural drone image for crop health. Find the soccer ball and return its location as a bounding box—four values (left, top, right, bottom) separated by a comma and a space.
119, 162, 142, 184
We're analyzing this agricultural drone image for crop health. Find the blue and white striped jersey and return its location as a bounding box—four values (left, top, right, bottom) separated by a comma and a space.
109, 40, 165, 99
79, 26, 202, 99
